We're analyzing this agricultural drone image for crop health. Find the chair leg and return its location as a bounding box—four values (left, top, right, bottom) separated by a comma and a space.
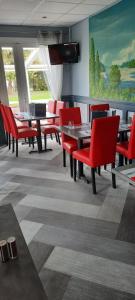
28, 138, 31, 147
73, 159, 77, 182
32, 137, 34, 149
129, 159, 132, 164
97, 166, 101, 176
44, 135, 47, 150
104, 165, 106, 170
63, 149, 66, 167
57, 133, 61, 145
6, 133, 8, 145
112, 163, 116, 189
50, 134, 53, 140
125, 157, 127, 165
16, 139, 18, 157
9, 134, 11, 150
70, 155, 73, 178
91, 168, 96, 194
12, 137, 15, 153
55, 133, 58, 143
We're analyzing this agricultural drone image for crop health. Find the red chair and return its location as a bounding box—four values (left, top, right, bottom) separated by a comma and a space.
47, 100, 57, 125
89, 103, 110, 122
3, 105, 29, 151
73, 116, 120, 194
0, 104, 10, 147
116, 115, 135, 164
41, 100, 64, 149
90, 103, 110, 111
59, 107, 90, 177
6, 106, 38, 157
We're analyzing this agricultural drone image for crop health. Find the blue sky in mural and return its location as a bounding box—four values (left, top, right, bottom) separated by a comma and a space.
89, 0, 135, 67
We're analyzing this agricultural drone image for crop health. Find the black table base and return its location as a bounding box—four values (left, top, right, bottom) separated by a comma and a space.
29, 148, 52, 154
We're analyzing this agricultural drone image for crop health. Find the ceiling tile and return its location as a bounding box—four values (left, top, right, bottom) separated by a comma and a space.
69, 4, 104, 15
0, 9, 30, 18
58, 14, 87, 22
0, 0, 42, 11
83, 0, 119, 5
37, 2, 77, 13
27, 12, 62, 20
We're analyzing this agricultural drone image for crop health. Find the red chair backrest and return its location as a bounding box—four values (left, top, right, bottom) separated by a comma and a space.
47, 100, 56, 125
0, 104, 11, 134
59, 107, 82, 126
89, 116, 120, 167
5, 106, 18, 138
55, 101, 65, 126
90, 104, 109, 112
128, 115, 135, 158
59, 107, 82, 143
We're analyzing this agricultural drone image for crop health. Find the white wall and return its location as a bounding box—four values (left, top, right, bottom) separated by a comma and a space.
71, 18, 89, 96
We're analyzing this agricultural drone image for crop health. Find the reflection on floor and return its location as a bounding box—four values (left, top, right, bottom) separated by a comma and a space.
0, 139, 135, 300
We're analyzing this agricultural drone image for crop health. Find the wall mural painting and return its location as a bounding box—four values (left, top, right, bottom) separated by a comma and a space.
89, 0, 135, 102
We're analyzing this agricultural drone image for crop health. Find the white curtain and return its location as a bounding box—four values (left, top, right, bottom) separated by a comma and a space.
38, 32, 63, 100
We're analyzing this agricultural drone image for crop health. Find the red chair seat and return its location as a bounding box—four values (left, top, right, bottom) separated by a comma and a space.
16, 121, 29, 129
116, 141, 129, 157
41, 126, 57, 135
63, 139, 78, 154
17, 128, 38, 139
73, 147, 90, 165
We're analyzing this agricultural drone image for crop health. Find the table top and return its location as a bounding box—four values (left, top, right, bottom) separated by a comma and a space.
15, 112, 59, 122
60, 122, 131, 141
0, 204, 48, 300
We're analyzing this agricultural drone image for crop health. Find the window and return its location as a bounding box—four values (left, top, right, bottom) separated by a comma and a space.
2, 47, 19, 107
23, 47, 51, 103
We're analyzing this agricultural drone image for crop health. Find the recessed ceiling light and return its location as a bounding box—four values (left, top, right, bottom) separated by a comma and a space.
42, 16, 47, 19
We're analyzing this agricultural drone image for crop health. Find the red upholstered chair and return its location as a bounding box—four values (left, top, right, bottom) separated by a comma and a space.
3, 105, 29, 151
90, 103, 110, 111
59, 107, 90, 177
0, 104, 10, 147
6, 106, 38, 157
116, 115, 135, 163
73, 116, 120, 194
89, 103, 110, 122
41, 100, 65, 149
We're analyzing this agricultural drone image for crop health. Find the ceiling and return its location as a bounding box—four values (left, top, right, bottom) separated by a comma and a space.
0, 0, 121, 27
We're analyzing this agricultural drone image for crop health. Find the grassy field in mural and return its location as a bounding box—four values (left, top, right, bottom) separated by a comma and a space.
89, 0, 135, 102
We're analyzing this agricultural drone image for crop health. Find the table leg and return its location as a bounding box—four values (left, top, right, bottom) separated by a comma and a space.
37, 120, 42, 152
118, 132, 124, 166
29, 119, 52, 154
78, 139, 84, 178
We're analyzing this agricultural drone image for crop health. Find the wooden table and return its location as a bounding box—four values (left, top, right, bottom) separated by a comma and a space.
15, 112, 59, 153
60, 122, 131, 175
0, 204, 48, 300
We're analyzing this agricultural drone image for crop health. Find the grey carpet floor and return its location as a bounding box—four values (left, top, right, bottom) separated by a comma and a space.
0, 139, 135, 300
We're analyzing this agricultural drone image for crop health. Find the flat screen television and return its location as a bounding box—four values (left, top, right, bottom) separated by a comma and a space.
48, 42, 80, 65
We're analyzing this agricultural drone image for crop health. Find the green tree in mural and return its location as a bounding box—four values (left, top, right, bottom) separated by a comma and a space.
90, 37, 95, 93
109, 65, 121, 89
95, 51, 100, 88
